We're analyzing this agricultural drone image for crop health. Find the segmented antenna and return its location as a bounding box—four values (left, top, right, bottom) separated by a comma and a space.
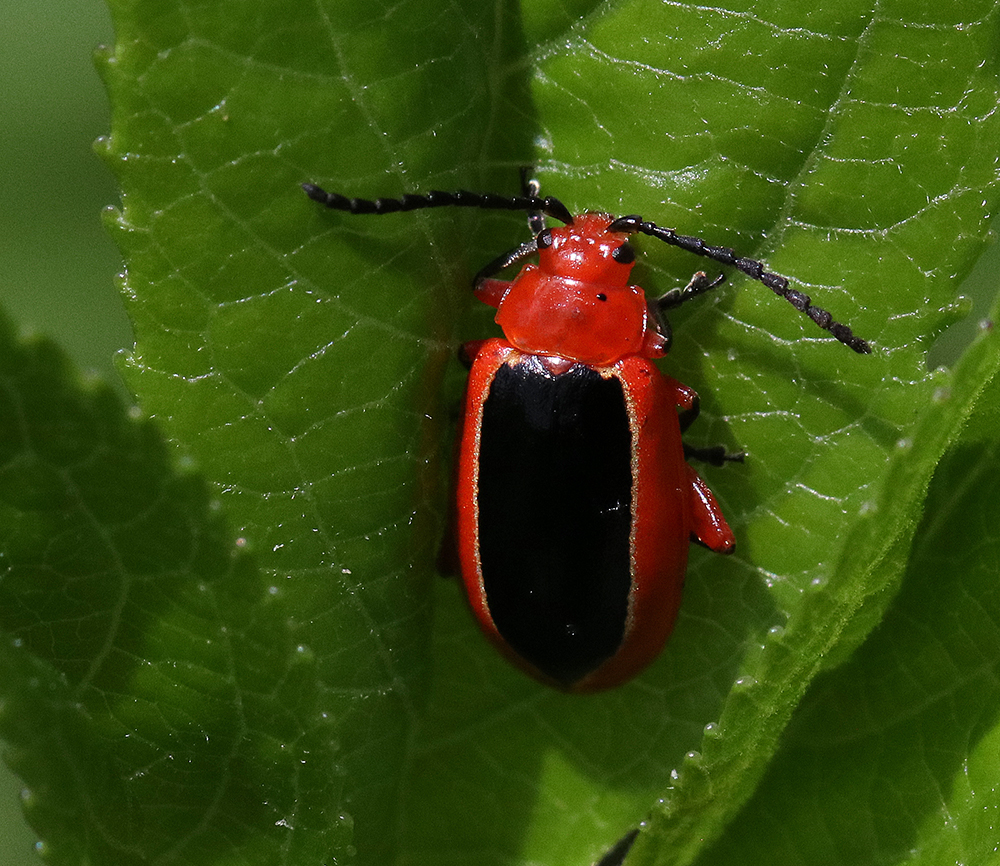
301, 183, 574, 226
608, 215, 871, 354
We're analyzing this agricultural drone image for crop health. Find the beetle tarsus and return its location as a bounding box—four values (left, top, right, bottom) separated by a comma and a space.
657, 271, 727, 311
684, 443, 745, 467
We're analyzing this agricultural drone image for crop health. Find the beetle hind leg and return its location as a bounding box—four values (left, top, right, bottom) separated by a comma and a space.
686, 464, 736, 553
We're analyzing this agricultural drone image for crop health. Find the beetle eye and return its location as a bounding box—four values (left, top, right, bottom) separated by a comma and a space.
612, 243, 635, 264
537, 228, 554, 249
596, 293, 607, 301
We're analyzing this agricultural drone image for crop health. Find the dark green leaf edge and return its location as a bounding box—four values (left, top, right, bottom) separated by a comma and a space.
696, 353, 1000, 865
630, 319, 1000, 865
0, 311, 354, 865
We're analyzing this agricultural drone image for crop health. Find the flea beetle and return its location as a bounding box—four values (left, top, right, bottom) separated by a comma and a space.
303, 175, 870, 692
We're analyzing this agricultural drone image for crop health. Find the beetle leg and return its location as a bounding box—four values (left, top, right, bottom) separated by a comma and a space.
473, 278, 513, 310
684, 443, 745, 466
686, 464, 736, 553
595, 830, 639, 866
458, 339, 490, 369
473, 238, 539, 288
675, 388, 743, 464
677, 391, 700, 433
520, 168, 547, 236
655, 271, 727, 314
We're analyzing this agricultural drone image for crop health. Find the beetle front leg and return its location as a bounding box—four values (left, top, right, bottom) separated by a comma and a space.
472, 238, 539, 290
473, 278, 512, 310
655, 270, 727, 316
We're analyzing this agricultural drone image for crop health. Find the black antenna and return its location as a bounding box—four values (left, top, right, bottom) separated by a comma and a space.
302, 182, 574, 226
609, 215, 871, 354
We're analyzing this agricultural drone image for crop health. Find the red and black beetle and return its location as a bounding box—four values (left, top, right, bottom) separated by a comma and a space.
303, 176, 870, 692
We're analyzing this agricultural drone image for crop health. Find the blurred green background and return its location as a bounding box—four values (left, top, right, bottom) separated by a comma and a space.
3, 2, 129, 380
2, 2, 129, 863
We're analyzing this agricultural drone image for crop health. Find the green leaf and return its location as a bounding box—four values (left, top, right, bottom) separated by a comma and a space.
0, 312, 354, 864
1, 0, 998, 864
692, 356, 1000, 866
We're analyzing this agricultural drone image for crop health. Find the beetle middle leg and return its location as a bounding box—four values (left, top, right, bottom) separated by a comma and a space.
678, 393, 744, 466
